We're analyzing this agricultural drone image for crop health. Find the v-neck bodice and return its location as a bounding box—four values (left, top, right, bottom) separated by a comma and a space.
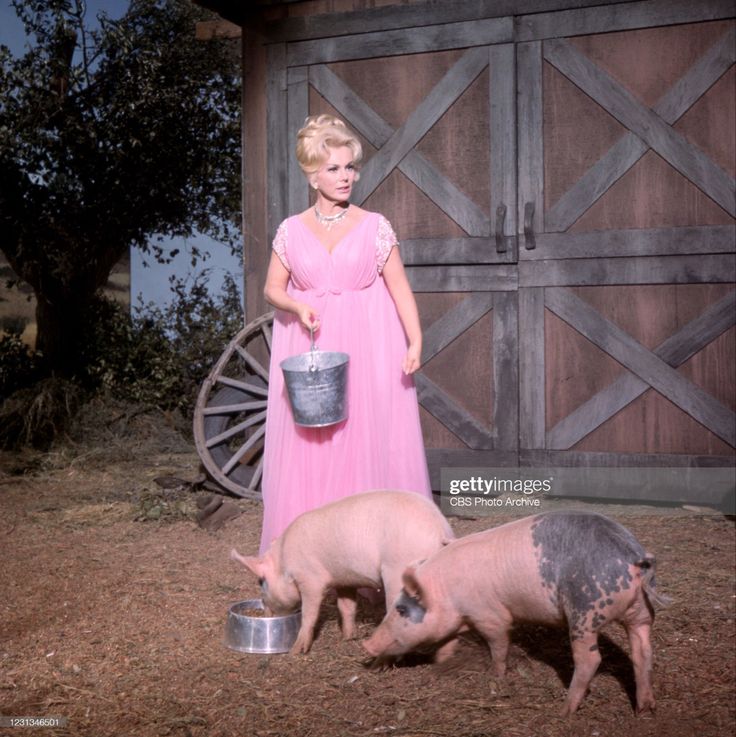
275, 212, 383, 296
296, 212, 370, 256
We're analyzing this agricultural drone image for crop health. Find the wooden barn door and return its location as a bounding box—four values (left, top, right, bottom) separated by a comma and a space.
517, 7, 736, 474
267, 20, 520, 486
264, 0, 735, 492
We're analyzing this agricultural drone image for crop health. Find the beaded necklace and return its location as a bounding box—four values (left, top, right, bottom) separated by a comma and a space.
314, 205, 348, 231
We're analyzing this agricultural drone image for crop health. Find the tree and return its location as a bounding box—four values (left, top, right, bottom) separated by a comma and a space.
0, 0, 241, 378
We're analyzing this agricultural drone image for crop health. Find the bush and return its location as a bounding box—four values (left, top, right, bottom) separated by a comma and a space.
82, 270, 244, 416
0, 270, 244, 449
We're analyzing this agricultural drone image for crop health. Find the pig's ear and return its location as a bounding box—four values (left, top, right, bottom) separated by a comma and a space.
402, 564, 424, 599
230, 548, 265, 578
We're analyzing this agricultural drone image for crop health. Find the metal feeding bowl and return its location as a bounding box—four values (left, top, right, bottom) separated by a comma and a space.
224, 599, 301, 654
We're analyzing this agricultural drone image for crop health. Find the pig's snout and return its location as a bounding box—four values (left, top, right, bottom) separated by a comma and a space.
362, 625, 405, 659
361, 637, 381, 658
362, 625, 410, 660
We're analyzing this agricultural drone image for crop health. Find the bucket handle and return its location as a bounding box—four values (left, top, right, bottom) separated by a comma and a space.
308, 325, 318, 372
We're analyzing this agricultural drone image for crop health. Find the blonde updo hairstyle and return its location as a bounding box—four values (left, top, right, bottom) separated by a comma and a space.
296, 114, 363, 179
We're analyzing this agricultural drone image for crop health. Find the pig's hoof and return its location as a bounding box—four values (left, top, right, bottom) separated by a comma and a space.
289, 639, 312, 655
636, 699, 656, 715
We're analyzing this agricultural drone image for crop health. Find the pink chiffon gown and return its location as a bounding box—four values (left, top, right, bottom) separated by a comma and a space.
259, 211, 432, 553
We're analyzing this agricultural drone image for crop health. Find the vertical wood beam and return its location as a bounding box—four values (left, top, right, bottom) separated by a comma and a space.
490, 43, 517, 255
287, 66, 310, 215
266, 43, 288, 246
519, 287, 546, 449
493, 290, 519, 452
517, 41, 544, 248
243, 28, 269, 323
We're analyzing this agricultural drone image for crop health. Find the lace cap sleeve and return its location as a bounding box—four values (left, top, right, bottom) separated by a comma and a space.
272, 220, 290, 271
376, 214, 398, 273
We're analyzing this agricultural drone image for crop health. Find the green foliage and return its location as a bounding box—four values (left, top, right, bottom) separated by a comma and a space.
0, 271, 243, 448
0, 0, 241, 376
81, 271, 243, 414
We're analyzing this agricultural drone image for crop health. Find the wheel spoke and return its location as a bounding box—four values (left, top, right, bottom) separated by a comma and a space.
249, 456, 264, 490
222, 424, 266, 476
202, 401, 267, 416
205, 410, 268, 448
233, 344, 270, 383
216, 375, 268, 396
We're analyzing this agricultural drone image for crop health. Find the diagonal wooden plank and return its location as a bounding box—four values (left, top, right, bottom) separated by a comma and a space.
309, 65, 490, 235
655, 27, 736, 123
545, 287, 736, 447
548, 290, 736, 448
353, 46, 490, 204
415, 373, 494, 450
422, 292, 494, 364
546, 28, 736, 231
545, 38, 735, 217
546, 135, 649, 233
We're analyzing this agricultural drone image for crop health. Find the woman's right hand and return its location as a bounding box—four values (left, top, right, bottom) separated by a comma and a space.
296, 303, 320, 332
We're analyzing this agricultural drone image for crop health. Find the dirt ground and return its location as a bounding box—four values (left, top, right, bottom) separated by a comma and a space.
1, 424, 734, 737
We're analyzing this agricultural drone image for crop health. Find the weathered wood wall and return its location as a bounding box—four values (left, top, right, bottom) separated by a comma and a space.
221, 0, 735, 492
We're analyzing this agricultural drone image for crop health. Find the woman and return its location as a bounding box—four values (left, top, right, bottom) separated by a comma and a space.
260, 114, 431, 553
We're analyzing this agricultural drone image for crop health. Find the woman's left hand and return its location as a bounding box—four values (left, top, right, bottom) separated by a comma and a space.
402, 343, 421, 375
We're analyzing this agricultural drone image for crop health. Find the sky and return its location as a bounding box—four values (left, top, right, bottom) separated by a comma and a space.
0, 0, 244, 311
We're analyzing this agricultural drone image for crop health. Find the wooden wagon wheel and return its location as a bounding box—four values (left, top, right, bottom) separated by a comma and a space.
193, 312, 274, 500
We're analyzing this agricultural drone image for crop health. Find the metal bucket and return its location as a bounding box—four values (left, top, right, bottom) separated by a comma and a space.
280, 327, 348, 427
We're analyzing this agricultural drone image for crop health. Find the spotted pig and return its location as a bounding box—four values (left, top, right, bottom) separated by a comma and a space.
363, 510, 668, 715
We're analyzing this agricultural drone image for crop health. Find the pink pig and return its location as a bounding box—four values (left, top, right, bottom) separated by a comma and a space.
231, 490, 454, 654
363, 511, 668, 715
